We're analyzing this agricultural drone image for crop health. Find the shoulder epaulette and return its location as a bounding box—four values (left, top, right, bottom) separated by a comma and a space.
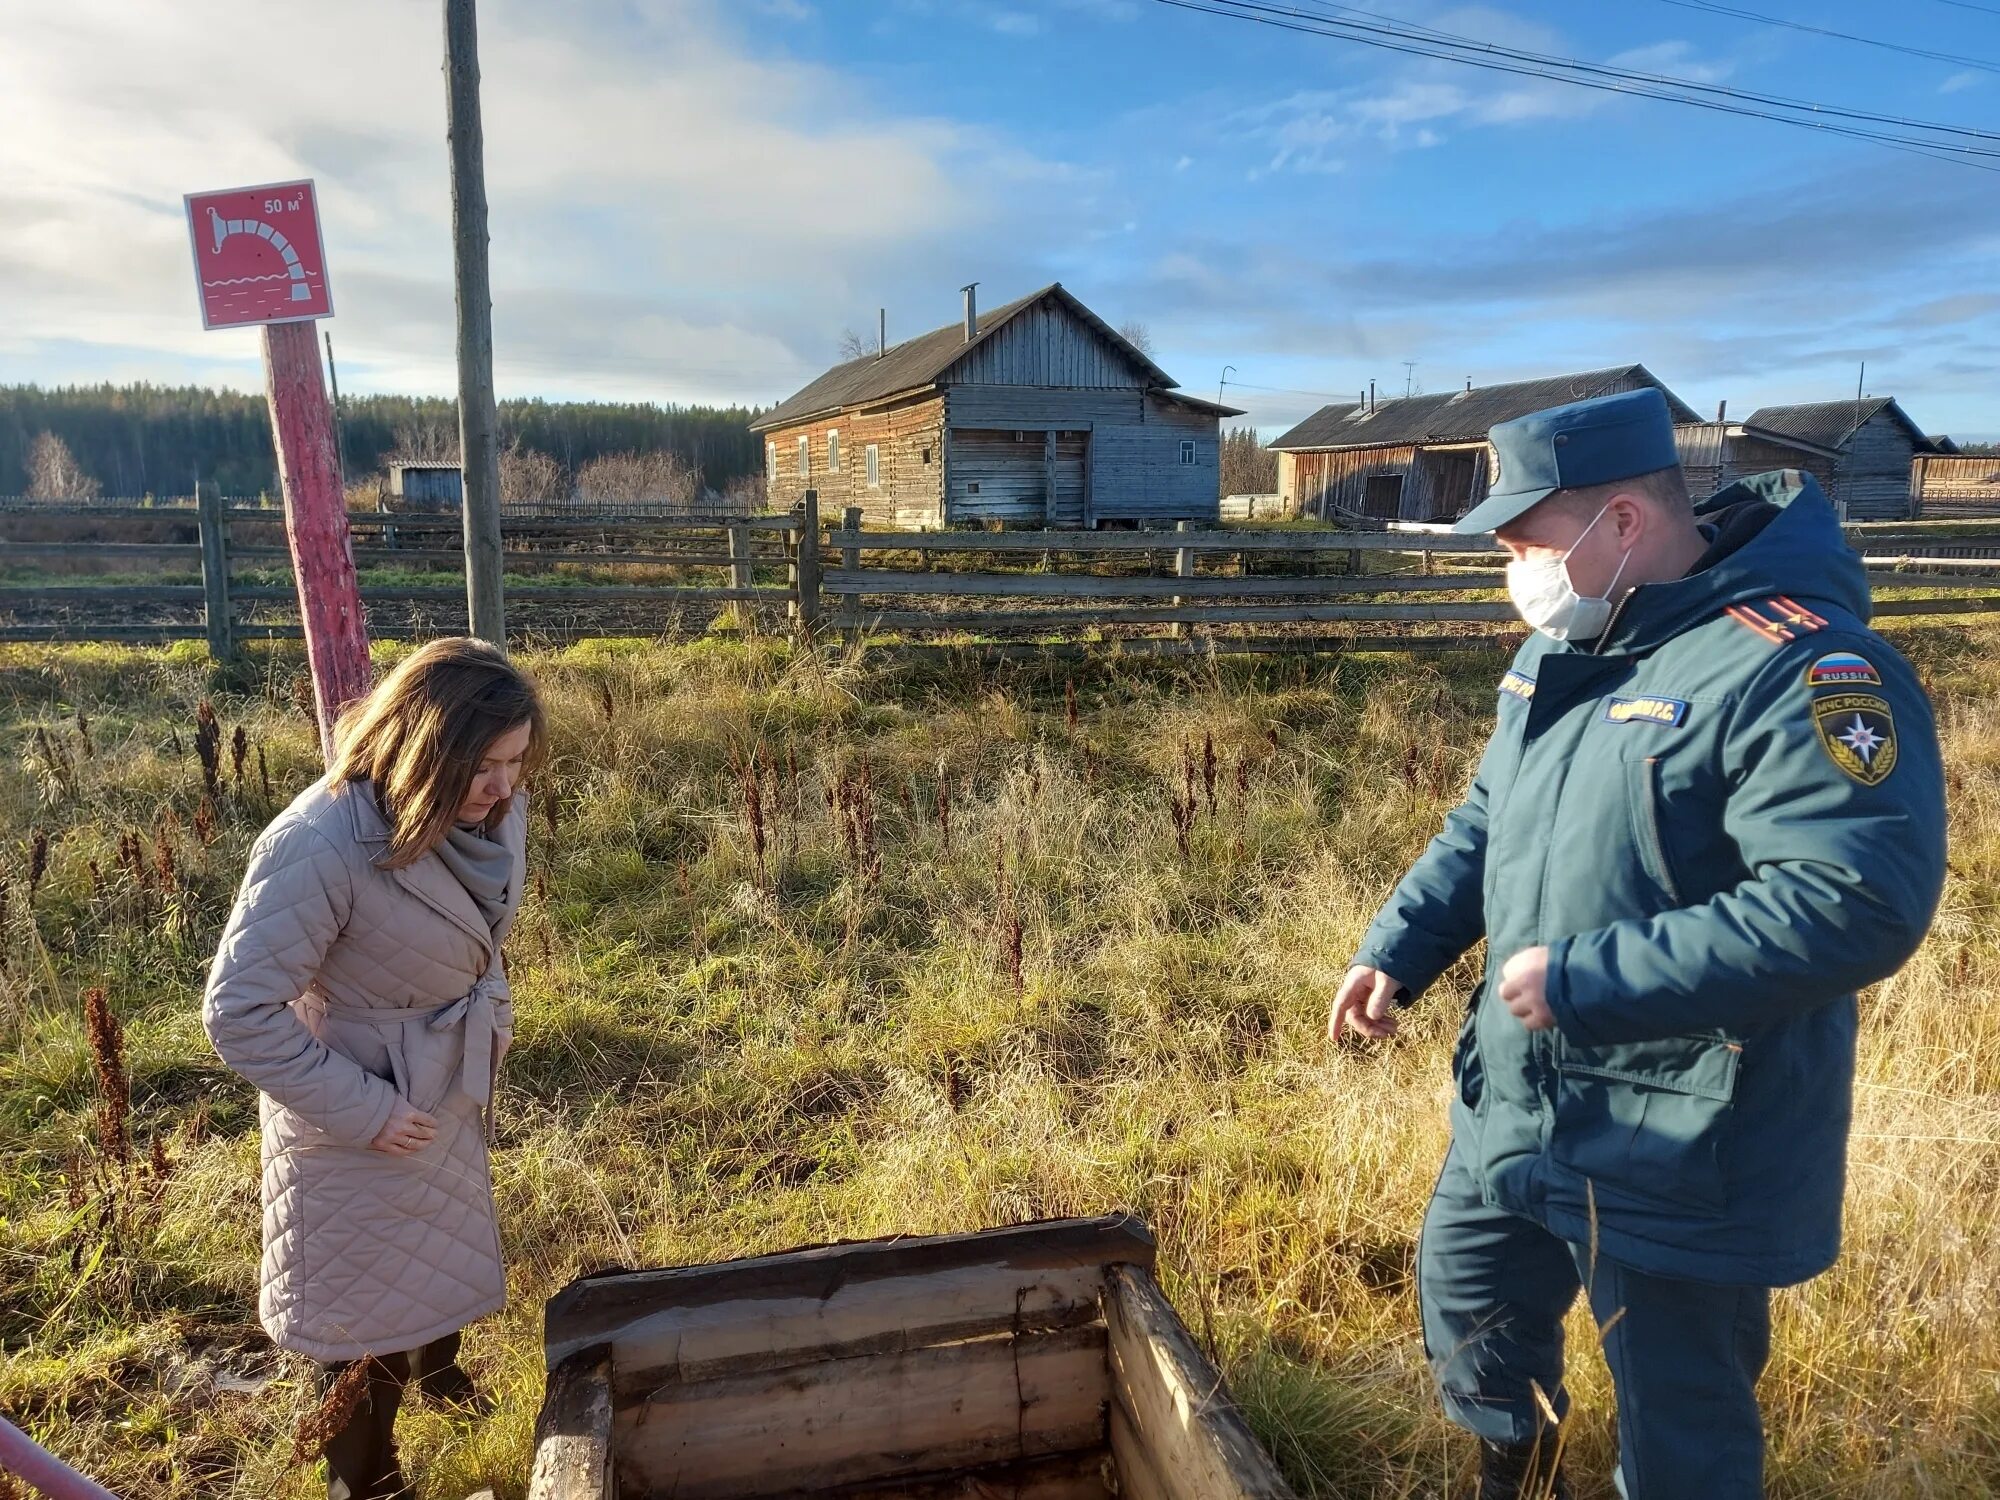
1726, 596, 1827, 646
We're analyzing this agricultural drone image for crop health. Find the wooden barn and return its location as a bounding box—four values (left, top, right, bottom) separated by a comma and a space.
1268, 366, 1702, 523
752, 285, 1242, 530
1724, 399, 1936, 520
1914, 450, 2000, 519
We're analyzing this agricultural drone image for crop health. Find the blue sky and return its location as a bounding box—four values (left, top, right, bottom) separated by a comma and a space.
2, 0, 1994, 439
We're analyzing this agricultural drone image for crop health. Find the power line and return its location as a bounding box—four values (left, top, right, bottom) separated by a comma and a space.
1279, 0, 2000, 142
1649, 0, 2000, 73
1922, 0, 2000, 18
1147, 0, 2000, 170
1225, 378, 1371, 401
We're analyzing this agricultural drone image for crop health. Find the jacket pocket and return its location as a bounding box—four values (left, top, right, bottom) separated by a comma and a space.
1551, 1035, 1739, 1215
1626, 756, 1683, 906
1454, 986, 1485, 1112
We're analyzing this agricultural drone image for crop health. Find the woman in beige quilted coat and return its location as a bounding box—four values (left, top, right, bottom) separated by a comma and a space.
204, 638, 544, 1500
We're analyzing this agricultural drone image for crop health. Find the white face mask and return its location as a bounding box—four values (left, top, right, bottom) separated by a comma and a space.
1505, 502, 1634, 642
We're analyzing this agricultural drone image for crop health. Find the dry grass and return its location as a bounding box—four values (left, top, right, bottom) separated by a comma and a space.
0, 628, 1996, 1498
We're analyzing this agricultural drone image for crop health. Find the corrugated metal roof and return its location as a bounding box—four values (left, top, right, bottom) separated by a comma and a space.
1268, 366, 1701, 452
752, 284, 1177, 432
1739, 397, 1928, 455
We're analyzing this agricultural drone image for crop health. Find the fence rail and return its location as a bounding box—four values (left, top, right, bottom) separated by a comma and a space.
5, 492, 2000, 658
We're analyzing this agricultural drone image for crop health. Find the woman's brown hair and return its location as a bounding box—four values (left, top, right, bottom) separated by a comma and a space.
327, 638, 547, 868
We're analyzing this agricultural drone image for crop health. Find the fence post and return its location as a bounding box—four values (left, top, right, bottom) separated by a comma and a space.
727, 520, 754, 631
197, 484, 237, 663
841, 506, 863, 649
792, 488, 822, 639
1172, 520, 1193, 639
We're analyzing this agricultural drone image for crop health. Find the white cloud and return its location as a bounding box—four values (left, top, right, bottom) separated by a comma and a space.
1940, 71, 1980, 95
0, 0, 1080, 403
1221, 9, 1734, 165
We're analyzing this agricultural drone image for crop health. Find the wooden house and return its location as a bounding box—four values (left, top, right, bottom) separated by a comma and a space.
1268, 366, 1702, 523
752, 285, 1242, 530
1725, 399, 1934, 521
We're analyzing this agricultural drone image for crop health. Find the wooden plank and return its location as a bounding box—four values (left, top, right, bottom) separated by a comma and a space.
825, 1449, 1112, 1499
0, 625, 209, 643
0, 542, 201, 559
1103, 1266, 1294, 1500
546, 1214, 1154, 1370
1108, 1402, 1171, 1500
609, 1259, 1111, 1396
1872, 595, 2000, 616
231, 546, 753, 568
613, 1324, 1109, 1500
0, 586, 210, 605
825, 572, 1518, 607
854, 603, 1514, 631
230, 585, 776, 604
198, 483, 235, 662
527, 1348, 614, 1500
866, 635, 1518, 663
827, 528, 1500, 554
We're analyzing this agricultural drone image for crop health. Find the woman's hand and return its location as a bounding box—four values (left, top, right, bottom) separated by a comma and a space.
369, 1097, 439, 1155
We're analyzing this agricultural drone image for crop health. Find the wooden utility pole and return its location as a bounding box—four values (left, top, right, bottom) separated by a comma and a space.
265, 321, 373, 753
444, 0, 506, 647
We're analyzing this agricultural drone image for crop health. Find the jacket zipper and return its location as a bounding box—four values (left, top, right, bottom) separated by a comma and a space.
1638, 756, 1683, 905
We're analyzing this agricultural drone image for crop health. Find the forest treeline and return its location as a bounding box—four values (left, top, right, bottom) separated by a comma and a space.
0, 384, 768, 498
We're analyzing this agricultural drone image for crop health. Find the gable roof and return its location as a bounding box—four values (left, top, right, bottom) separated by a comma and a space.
752, 284, 1176, 432
1268, 365, 1701, 452
1738, 397, 1929, 456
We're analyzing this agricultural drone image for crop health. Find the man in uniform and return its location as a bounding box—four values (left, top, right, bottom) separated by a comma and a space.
1329, 388, 1947, 1499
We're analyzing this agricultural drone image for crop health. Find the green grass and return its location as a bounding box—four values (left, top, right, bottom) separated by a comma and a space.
2, 630, 1997, 1498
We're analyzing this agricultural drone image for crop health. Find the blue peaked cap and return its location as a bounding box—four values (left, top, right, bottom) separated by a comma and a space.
1455, 387, 1683, 534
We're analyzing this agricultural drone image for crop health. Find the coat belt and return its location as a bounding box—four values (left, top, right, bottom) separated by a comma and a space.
315, 971, 502, 1111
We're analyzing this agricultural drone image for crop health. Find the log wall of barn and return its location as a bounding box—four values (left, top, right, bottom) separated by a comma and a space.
1720, 436, 1835, 501
763, 393, 945, 528
1285, 446, 1423, 520
1914, 454, 2000, 518
1834, 410, 1918, 521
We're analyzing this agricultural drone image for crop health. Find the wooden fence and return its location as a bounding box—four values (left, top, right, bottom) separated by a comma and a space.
5, 492, 2000, 660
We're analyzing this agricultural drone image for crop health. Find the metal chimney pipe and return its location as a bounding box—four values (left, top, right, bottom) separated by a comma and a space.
878, 308, 886, 359
1369, 379, 1376, 413
962, 282, 979, 343
1716, 399, 1727, 423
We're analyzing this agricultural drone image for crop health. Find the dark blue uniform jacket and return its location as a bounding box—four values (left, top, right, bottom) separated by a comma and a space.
1355, 471, 1947, 1286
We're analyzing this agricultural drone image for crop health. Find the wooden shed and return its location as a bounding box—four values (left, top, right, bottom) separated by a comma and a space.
1726, 399, 1934, 521
385, 460, 464, 510
752, 286, 1242, 530
1268, 366, 1701, 523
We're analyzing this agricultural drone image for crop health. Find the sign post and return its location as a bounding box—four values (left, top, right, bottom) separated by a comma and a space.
186, 179, 370, 758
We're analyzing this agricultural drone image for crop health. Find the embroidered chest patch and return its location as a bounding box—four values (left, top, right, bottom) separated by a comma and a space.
1500, 670, 1537, 702
1603, 694, 1690, 727
1812, 692, 1898, 786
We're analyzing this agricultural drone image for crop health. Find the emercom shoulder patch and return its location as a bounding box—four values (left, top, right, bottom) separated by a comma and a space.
1604, 695, 1690, 727
1812, 692, 1898, 786
1805, 651, 1881, 689
1500, 669, 1536, 702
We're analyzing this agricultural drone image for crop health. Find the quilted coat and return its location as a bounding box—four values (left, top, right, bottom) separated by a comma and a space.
203, 776, 526, 1362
